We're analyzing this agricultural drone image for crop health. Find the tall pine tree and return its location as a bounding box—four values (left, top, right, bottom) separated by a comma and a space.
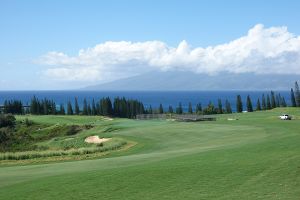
196, 103, 202, 114
67, 101, 73, 115
217, 99, 223, 114
295, 81, 300, 107
270, 91, 276, 109
87, 103, 92, 115
159, 103, 164, 114
281, 97, 287, 107
188, 102, 193, 114
262, 94, 266, 110
148, 105, 153, 114
176, 102, 183, 114
290, 88, 296, 107
92, 99, 96, 115
256, 98, 261, 111
236, 95, 243, 113
168, 105, 173, 113
83, 98, 88, 115
246, 95, 253, 112
225, 99, 232, 114
60, 104, 65, 115
266, 95, 271, 110
74, 97, 80, 115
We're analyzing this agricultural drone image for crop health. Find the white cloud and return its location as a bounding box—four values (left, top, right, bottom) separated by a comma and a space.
37, 24, 300, 82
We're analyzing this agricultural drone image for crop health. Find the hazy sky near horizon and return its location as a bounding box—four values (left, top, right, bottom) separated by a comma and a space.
0, 0, 300, 90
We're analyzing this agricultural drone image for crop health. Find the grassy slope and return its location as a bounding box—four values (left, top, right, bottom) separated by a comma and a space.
0, 108, 300, 199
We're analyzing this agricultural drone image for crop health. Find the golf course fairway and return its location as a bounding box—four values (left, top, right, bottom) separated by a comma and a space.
0, 108, 299, 200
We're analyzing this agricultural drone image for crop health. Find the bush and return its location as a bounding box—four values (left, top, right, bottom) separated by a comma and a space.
24, 118, 33, 127
0, 114, 16, 128
84, 124, 94, 129
66, 125, 82, 135
0, 128, 10, 144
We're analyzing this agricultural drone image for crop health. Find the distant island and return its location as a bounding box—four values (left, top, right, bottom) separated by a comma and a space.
83, 71, 300, 91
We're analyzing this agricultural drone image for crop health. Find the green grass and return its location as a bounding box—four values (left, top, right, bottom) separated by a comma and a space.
0, 116, 127, 160
0, 108, 300, 199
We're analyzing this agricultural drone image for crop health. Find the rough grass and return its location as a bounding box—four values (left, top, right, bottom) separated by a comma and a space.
1, 115, 127, 160
0, 108, 300, 200
0, 139, 127, 160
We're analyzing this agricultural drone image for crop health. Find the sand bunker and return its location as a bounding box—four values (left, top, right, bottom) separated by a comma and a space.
103, 117, 113, 121
84, 136, 111, 144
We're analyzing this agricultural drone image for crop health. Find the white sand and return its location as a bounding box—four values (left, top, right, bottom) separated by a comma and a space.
84, 136, 111, 144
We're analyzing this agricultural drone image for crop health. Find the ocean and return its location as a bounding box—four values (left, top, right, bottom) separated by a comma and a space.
0, 91, 291, 112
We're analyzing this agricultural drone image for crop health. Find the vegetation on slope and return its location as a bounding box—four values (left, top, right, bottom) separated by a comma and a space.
0, 114, 127, 161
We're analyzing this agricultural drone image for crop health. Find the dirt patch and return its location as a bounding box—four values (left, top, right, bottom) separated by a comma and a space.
84, 136, 111, 144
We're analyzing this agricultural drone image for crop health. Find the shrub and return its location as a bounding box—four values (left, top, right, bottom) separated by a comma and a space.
24, 118, 33, 127
97, 143, 104, 147
0, 114, 16, 128
66, 125, 82, 135
84, 124, 94, 129
0, 128, 10, 144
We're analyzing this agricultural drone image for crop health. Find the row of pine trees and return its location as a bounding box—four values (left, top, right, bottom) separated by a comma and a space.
30, 97, 145, 119
1, 81, 300, 117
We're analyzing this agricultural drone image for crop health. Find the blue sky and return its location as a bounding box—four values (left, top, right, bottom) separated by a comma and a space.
0, 0, 300, 90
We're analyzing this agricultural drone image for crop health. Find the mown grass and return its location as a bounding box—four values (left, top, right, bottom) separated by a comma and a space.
0, 108, 300, 200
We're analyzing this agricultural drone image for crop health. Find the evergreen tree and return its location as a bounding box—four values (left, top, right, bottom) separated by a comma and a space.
138, 102, 145, 115
83, 98, 88, 115
67, 101, 73, 115
51, 100, 56, 115
262, 94, 266, 110
113, 98, 120, 117
203, 101, 216, 115
266, 95, 271, 110
236, 95, 243, 113
275, 94, 280, 107
87, 103, 92, 115
295, 81, 300, 107
176, 102, 183, 114
120, 97, 128, 117
195, 103, 202, 114
217, 99, 223, 114
60, 104, 65, 115
106, 97, 113, 116
188, 102, 193, 114
256, 98, 261, 111
92, 99, 96, 115
281, 97, 287, 107
30, 96, 38, 114
74, 97, 80, 115
3, 100, 23, 114
291, 88, 296, 107
246, 95, 253, 112
225, 99, 232, 114
148, 105, 153, 114
42, 99, 48, 115
159, 103, 164, 114
168, 105, 173, 113
270, 91, 276, 108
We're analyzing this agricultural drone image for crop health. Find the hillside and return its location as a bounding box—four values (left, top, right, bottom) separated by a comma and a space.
84, 71, 300, 91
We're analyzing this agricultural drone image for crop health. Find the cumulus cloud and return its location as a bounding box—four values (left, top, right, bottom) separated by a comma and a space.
37, 24, 300, 82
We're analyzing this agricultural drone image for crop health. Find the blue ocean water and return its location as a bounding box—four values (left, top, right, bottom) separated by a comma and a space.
0, 91, 291, 112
